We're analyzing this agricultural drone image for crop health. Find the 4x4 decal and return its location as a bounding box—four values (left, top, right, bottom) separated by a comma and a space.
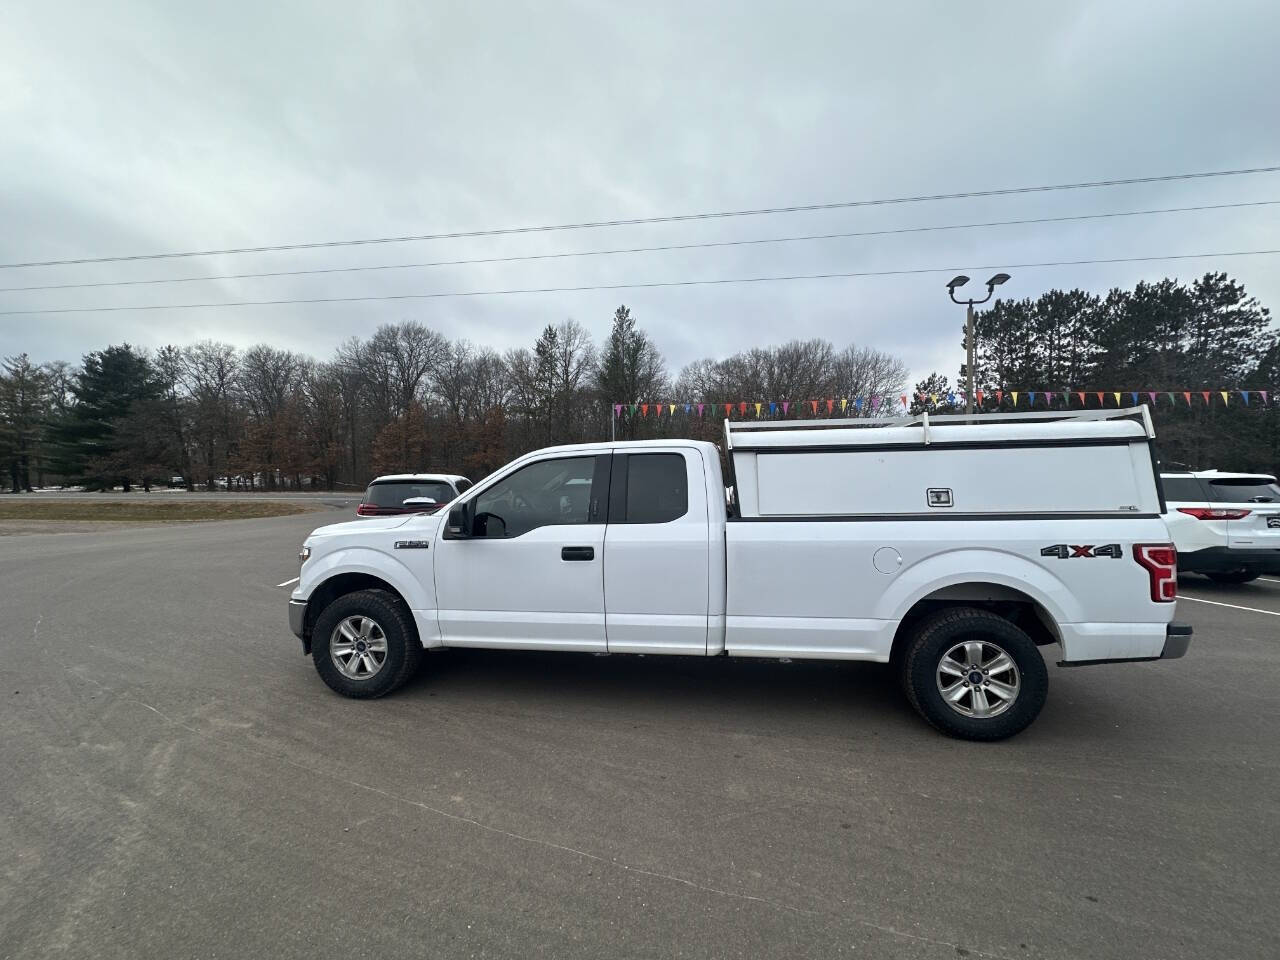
1040, 543, 1123, 559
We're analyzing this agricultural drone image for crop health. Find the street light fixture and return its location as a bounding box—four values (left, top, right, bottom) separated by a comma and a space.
948, 272, 1012, 414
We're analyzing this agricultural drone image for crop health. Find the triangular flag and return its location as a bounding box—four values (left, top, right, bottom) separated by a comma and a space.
1113, 392, 1122, 406
781, 401, 789, 415
684, 404, 691, 414
668, 404, 676, 415
854, 396, 863, 411
1028, 391, 1037, 406
1167, 392, 1176, 405
1260, 390, 1269, 405
810, 400, 818, 414
996, 390, 1004, 404
753, 402, 762, 417
1077, 391, 1086, 406
840, 398, 848, 413
1130, 391, 1139, 406
724, 403, 733, 416
946, 392, 956, 405
1011, 391, 1019, 406
640, 404, 649, 417
1148, 392, 1158, 406
613, 403, 622, 418
826, 399, 834, 414
739, 402, 748, 415
1242, 391, 1250, 405
1220, 391, 1229, 405
629, 404, 637, 416
1096, 391, 1105, 405
697, 404, 705, 417
1201, 391, 1210, 405
769, 401, 776, 415
871, 397, 880, 410
929, 393, 938, 405
1046, 391, 1055, 405
976, 389, 984, 406
916, 392, 926, 403
900, 394, 908, 408
1183, 392, 1191, 406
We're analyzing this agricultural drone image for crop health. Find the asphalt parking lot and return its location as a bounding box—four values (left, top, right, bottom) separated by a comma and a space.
2, 510, 1277, 960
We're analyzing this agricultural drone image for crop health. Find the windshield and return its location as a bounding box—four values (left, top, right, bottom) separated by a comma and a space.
1206, 477, 1280, 503
365, 480, 455, 508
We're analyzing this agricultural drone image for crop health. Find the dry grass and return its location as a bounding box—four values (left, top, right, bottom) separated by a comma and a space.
0, 499, 312, 523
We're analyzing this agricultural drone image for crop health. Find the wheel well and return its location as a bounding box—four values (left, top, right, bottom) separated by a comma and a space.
301, 573, 411, 653
889, 583, 1061, 666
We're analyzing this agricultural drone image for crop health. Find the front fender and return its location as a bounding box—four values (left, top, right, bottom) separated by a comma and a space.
875, 548, 1079, 625
294, 546, 435, 612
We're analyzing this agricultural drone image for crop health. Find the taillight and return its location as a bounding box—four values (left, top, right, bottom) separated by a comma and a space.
1134, 543, 1177, 602
1176, 507, 1251, 520
356, 503, 386, 516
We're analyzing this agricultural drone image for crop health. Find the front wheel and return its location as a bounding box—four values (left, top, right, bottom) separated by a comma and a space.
1206, 569, 1259, 584
311, 589, 423, 698
902, 607, 1048, 741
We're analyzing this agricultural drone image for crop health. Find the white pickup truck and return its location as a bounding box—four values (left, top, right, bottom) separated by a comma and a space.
288, 408, 1190, 740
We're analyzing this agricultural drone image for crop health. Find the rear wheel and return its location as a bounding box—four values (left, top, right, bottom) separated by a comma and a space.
311, 589, 423, 698
1206, 570, 1259, 584
902, 607, 1048, 741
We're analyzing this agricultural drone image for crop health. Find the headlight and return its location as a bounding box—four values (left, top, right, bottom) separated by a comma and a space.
299, 544, 311, 564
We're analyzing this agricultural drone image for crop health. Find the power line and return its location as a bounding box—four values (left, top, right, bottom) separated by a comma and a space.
3, 199, 1275, 294
3, 165, 1278, 270
2, 248, 1276, 316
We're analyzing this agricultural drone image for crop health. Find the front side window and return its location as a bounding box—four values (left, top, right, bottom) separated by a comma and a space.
623, 453, 688, 523
472, 456, 596, 537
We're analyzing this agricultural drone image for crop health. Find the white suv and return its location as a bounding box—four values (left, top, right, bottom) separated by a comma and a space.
1160, 470, 1280, 583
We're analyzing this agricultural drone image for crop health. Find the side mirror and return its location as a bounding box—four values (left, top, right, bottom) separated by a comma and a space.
402, 497, 438, 511
444, 505, 470, 539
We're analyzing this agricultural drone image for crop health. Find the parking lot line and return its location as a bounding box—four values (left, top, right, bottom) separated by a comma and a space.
1261, 577, 1280, 584
1179, 595, 1280, 617
276, 577, 300, 588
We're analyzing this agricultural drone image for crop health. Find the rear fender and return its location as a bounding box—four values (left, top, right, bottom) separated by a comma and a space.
876, 548, 1080, 626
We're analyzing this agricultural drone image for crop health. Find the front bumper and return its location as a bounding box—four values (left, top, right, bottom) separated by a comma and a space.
1178, 546, 1280, 574
1059, 622, 1192, 667
288, 598, 308, 648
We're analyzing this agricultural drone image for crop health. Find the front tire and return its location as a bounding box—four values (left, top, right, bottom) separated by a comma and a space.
311, 589, 423, 698
902, 607, 1048, 741
1206, 570, 1259, 584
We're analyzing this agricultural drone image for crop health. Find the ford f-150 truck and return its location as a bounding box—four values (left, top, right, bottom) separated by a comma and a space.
289, 407, 1191, 740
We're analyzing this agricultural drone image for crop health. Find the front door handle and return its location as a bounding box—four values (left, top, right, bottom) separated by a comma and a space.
561, 546, 595, 561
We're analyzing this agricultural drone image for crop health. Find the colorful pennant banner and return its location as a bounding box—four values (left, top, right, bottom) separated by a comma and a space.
613, 388, 1276, 416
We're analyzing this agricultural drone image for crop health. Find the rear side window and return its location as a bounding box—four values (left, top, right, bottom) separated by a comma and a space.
366, 480, 455, 507
1206, 478, 1280, 503
1160, 477, 1205, 502
621, 453, 688, 523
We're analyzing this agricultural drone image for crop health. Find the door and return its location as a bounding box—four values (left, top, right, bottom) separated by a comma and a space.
603, 450, 710, 654
434, 454, 610, 650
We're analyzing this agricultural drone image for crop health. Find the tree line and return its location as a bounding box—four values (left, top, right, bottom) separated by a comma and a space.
3, 271, 1275, 493
914, 271, 1279, 475
0, 305, 907, 492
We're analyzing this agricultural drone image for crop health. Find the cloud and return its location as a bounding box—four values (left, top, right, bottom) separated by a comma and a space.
3, 0, 1278, 388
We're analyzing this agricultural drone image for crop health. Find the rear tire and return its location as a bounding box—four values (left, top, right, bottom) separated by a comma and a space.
311, 589, 423, 698
1206, 570, 1259, 584
902, 607, 1048, 741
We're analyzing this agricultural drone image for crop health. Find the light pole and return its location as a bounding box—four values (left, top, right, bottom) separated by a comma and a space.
947, 273, 1010, 414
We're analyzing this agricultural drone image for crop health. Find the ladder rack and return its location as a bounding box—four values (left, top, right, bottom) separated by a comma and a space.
723, 405, 1156, 450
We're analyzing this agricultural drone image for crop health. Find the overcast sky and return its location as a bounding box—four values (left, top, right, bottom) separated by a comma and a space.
3, 0, 1278, 390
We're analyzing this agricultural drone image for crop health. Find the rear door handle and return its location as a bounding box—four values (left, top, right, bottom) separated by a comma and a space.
561, 546, 595, 561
